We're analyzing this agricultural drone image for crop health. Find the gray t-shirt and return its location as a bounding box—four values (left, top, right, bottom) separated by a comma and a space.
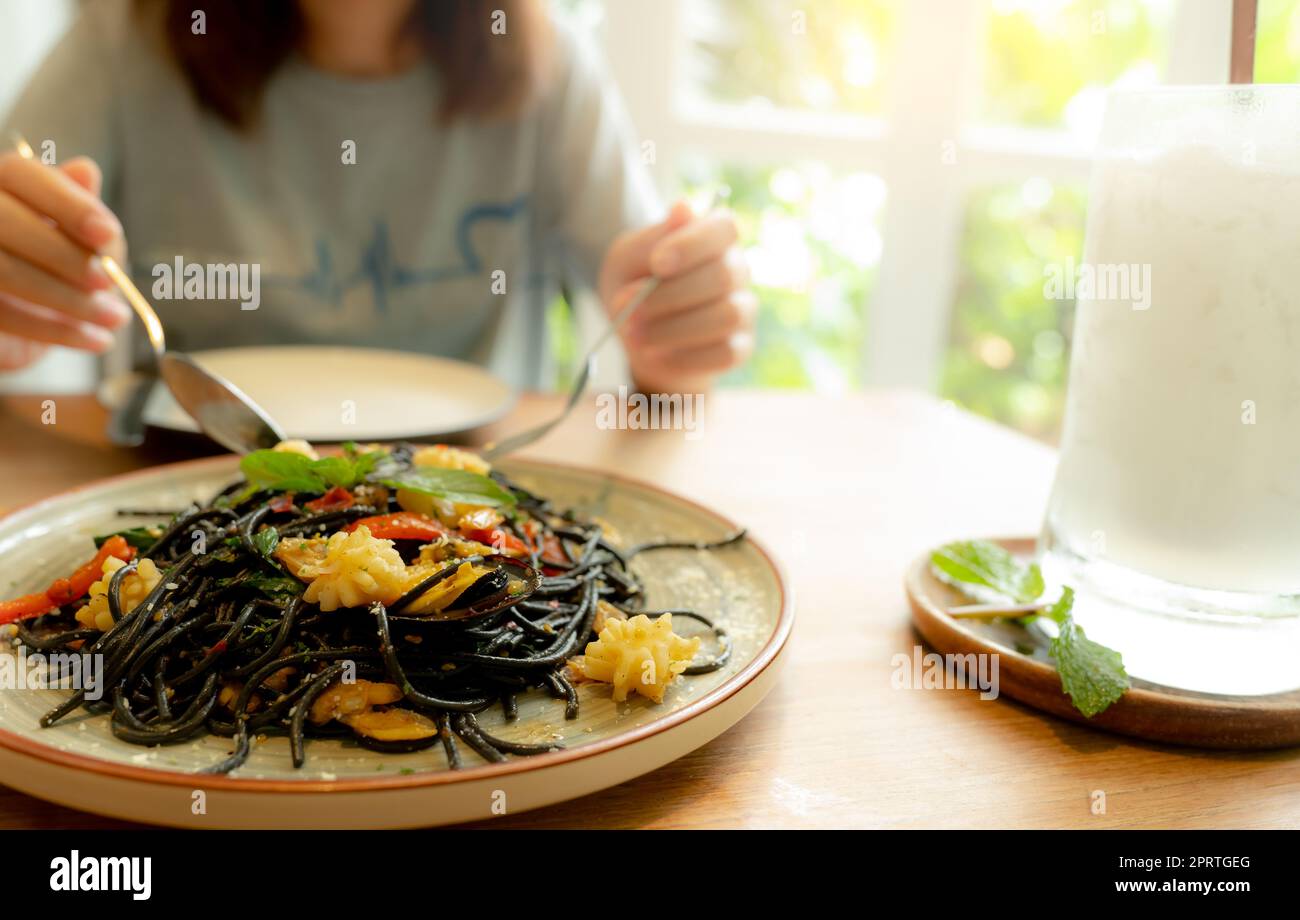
3, 0, 658, 388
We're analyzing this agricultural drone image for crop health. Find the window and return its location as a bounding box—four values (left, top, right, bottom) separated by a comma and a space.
949, 0, 1174, 440
980, 0, 1174, 133
678, 1, 892, 392
684, 0, 898, 117
588, 0, 1267, 441
943, 180, 1085, 439
680, 159, 884, 391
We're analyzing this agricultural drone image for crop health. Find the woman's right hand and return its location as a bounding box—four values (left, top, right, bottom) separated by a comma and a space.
0, 153, 131, 371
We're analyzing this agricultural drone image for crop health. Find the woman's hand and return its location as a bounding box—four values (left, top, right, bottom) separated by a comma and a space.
0, 153, 131, 371
599, 200, 755, 394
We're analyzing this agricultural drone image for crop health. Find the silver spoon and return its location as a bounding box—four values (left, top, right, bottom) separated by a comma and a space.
481, 189, 727, 462
15, 135, 286, 455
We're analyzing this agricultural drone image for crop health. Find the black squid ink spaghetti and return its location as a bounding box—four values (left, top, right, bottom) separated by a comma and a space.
1, 442, 740, 774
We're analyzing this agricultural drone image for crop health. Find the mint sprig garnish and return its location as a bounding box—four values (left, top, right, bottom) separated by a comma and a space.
931, 540, 1044, 604
1040, 587, 1129, 718
930, 540, 1129, 718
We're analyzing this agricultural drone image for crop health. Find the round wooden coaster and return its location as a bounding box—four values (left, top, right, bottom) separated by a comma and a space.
905, 537, 1300, 749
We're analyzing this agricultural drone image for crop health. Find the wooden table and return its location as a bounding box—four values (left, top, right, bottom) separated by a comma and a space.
2, 389, 1297, 829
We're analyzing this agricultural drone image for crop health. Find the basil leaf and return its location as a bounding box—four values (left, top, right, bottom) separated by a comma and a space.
251, 526, 280, 558
239, 447, 391, 494
309, 456, 360, 489
1045, 587, 1130, 718
239, 452, 325, 493
341, 441, 384, 473
94, 526, 161, 551
930, 540, 1044, 604
243, 572, 303, 599
348, 447, 385, 481
380, 467, 516, 508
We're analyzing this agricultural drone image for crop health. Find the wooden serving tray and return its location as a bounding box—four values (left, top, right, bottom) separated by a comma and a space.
905, 537, 1300, 749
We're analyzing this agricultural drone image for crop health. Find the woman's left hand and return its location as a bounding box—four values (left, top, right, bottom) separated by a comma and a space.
599, 200, 755, 394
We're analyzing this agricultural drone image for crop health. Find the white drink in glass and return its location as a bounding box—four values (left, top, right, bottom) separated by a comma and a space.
1041, 87, 1300, 695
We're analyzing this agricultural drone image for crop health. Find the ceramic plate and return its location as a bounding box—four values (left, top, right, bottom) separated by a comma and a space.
98, 346, 516, 442
0, 457, 792, 828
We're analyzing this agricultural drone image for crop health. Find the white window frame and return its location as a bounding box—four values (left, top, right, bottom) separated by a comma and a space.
596, 0, 1238, 391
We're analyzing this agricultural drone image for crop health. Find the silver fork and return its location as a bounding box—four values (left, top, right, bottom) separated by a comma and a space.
481, 189, 725, 462
481, 275, 657, 461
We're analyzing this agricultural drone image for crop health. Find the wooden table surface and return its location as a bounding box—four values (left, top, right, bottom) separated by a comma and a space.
2, 389, 1297, 829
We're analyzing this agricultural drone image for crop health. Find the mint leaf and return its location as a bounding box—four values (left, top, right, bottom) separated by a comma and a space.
379, 467, 516, 509
240, 452, 326, 493
251, 526, 280, 559
932, 546, 1129, 718
1039, 585, 1074, 627
1044, 587, 1130, 718
930, 540, 1044, 604
240, 447, 390, 494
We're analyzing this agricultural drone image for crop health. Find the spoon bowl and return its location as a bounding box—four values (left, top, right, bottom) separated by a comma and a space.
160, 353, 286, 454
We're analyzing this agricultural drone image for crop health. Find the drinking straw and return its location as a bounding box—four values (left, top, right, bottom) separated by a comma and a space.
1230, 0, 1258, 83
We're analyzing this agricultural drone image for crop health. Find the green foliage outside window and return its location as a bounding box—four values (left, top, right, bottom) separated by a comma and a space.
687, 0, 897, 115
980, 0, 1171, 130
946, 1, 1300, 440
1257, 0, 1300, 83
550, 0, 1300, 441
941, 182, 1086, 441
679, 160, 880, 391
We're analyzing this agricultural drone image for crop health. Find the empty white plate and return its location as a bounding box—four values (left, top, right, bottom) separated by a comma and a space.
99, 346, 515, 443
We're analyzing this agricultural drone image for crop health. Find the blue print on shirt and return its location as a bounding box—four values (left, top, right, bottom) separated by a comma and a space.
262, 194, 531, 313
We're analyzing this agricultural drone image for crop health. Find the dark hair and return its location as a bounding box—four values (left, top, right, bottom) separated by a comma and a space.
137, 0, 551, 128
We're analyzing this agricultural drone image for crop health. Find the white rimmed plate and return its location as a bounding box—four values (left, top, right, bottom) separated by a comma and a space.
98, 346, 516, 442
0, 457, 792, 828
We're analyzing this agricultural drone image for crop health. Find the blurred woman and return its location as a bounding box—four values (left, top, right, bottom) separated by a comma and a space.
0, 0, 754, 391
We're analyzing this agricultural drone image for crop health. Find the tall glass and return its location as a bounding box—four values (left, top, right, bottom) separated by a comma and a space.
1042, 86, 1300, 696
